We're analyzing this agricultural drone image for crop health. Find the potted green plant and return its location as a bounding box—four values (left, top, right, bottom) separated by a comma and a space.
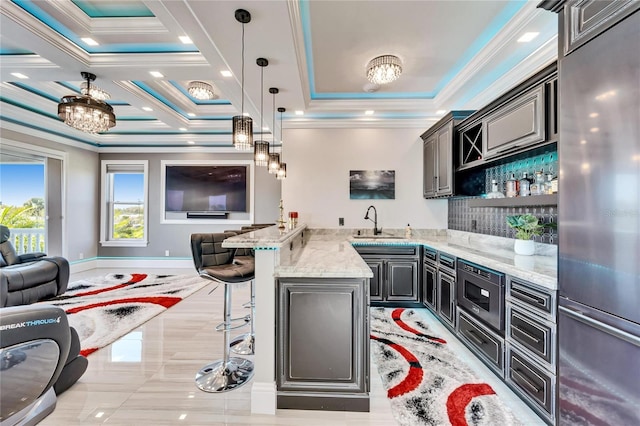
506, 214, 555, 255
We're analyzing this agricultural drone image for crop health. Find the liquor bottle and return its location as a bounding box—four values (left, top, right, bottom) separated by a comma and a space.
519, 172, 531, 197
506, 174, 518, 198
531, 170, 545, 195
487, 179, 505, 199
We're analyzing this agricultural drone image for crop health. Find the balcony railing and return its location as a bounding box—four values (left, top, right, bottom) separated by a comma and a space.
9, 228, 46, 255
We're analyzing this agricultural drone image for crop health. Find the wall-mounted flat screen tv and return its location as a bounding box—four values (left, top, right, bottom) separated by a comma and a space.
165, 165, 248, 213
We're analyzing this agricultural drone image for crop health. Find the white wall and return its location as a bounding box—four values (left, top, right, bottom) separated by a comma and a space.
281, 127, 447, 230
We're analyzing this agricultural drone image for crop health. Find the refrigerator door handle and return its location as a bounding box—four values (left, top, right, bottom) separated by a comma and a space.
559, 305, 640, 348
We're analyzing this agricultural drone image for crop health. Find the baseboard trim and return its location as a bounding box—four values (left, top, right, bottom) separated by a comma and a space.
251, 382, 277, 414
70, 258, 193, 274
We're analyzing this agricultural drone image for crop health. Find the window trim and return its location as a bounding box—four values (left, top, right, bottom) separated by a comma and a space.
100, 160, 149, 247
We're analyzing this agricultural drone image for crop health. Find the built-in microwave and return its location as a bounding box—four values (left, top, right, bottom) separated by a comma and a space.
456, 260, 505, 333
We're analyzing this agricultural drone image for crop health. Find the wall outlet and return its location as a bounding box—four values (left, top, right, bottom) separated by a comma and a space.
339, 217, 344, 226
165, 250, 170, 257
79, 252, 84, 260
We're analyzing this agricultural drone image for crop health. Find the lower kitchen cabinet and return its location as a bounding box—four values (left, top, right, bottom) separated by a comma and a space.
355, 245, 421, 306
422, 262, 437, 311
276, 277, 370, 412
437, 270, 456, 329
505, 276, 558, 424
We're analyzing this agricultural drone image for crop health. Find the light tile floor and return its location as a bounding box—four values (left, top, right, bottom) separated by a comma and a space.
39, 268, 545, 425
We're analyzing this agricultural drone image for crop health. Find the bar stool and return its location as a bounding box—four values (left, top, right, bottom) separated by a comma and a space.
225, 234, 255, 355
190, 232, 255, 392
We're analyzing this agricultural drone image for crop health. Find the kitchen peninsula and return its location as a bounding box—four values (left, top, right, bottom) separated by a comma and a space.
223, 224, 557, 416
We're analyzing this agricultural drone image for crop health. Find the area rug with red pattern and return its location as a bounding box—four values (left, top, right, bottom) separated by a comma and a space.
370, 307, 521, 426
39, 273, 209, 357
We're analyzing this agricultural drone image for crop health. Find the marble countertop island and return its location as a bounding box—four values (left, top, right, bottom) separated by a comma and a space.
222, 225, 558, 289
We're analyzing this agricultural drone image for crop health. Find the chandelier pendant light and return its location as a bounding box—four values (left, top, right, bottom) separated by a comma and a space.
366, 55, 402, 85
254, 58, 270, 167
232, 9, 253, 151
276, 107, 287, 180
58, 72, 116, 134
268, 87, 280, 174
188, 81, 216, 100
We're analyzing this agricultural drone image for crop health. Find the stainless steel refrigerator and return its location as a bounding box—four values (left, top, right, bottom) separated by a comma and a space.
557, 7, 640, 426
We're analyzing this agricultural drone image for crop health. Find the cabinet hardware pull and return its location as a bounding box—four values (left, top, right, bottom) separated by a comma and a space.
511, 324, 541, 343
467, 329, 485, 345
510, 367, 542, 393
512, 287, 545, 306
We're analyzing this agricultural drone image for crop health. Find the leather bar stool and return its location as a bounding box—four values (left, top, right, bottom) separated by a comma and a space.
190, 233, 255, 392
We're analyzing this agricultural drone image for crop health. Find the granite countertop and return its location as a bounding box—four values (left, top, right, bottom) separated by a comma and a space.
224, 225, 558, 290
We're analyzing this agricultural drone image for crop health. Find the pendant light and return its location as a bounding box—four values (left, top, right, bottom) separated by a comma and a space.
254, 58, 269, 166
276, 107, 287, 180
268, 87, 281, 174
232, 9, 253, 151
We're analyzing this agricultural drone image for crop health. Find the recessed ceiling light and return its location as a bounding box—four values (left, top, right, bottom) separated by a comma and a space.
242, 112, 250, 116
365, 110, 374, 115
436, 109, 446, 115
187, 141, 195, 144
589, 112, 599, 118
179, 36, 193, 44
81, 37, 99, 46
263, 126, 269, 131
149, 71, 164, 78
142, 107, 153, 112
179, 127, 187, 131
220, 70, 233, 77
517, 32, 539, 43
11, 72, 28, 79
295, 110, 304, 116
188, 113, 196, 117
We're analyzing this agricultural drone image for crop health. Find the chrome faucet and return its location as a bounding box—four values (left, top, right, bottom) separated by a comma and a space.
364, 205, 381, 235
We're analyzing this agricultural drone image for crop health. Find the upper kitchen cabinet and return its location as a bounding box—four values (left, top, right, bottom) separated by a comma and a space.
457, 62, 558, 171
540, 0, 640, 57
421, 111, 474, 198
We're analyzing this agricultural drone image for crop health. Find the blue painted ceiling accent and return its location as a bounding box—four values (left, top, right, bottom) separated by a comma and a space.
9, 82, 59, 102
71, 0, 155, 18
300, 0, 527, 101
0, 48, 33, 55
12, 0, 197, 54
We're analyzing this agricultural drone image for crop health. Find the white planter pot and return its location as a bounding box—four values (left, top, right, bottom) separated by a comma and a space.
514, 239, 535, 256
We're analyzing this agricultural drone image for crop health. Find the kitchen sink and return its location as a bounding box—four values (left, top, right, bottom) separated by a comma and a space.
352, 234, 405, 239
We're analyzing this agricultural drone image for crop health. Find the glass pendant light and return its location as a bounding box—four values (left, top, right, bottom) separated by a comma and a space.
276, 107, 287, 180
231, 9, 253, 151
254, 58, 269, 166
268, 87, 280, 174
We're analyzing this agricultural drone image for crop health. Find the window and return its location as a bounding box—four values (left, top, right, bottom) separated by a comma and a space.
101, 161, 148, 247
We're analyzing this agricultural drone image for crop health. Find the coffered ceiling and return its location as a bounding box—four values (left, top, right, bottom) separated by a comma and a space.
0, 0, 558, 150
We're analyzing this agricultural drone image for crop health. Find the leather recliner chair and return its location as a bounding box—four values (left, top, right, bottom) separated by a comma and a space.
0, 304, 88, 425
0, 225, 69, 307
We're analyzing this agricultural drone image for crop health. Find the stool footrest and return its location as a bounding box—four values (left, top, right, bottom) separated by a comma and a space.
215, 316, 249, 332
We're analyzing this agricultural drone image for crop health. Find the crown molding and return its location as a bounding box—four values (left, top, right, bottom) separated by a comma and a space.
286, 0, 312, 108
435, 2, 545, 107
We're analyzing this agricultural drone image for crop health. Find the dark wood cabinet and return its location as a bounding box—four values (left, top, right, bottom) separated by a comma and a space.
455, 63, 557, 172
437, 270, 456, 329
355, 245, 421, 306
276, 277, 370, 411
421, 111, 474, 198
365, 259, 383, 302
554, 0, 640, 56
423, 262, 437, 311
483, 85, 545, 159
386, 259, 419, 301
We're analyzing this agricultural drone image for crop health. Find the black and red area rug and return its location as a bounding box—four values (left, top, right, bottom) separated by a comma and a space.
40, 273, 208, 357
370, 307, 521, 426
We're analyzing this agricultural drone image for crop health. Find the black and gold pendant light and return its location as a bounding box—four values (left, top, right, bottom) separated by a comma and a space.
231, 9, 253, 151
58, 72, 116, 134
268, 87, 281, 174
254, 58, 269, 166
276, 107, 287, 180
